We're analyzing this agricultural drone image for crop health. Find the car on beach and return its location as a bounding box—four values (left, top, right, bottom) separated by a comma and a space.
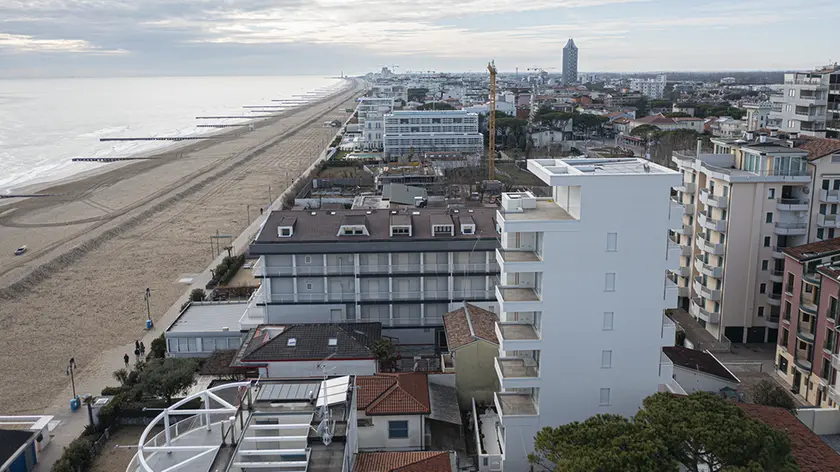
14, 245, 26, 255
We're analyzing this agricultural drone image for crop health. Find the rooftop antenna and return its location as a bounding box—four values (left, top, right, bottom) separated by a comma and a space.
315, 354, 337, 446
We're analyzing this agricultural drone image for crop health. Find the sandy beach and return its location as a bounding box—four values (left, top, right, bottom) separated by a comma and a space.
0, 79, 362, 413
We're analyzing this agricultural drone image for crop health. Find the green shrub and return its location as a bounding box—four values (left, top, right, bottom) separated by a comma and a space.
51, 437, 94, 472
101, 386, 124, 396
150, 334, 167, 359
190, 288, 206, 302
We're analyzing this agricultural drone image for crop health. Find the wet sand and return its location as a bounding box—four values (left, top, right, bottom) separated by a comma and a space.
0, 79, 362, 413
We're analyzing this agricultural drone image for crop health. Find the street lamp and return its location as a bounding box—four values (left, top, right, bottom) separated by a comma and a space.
145, 288, 153, 329
66, 358, 77, 399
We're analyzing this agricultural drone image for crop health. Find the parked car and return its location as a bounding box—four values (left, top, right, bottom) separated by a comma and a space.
14, 245, 27, 255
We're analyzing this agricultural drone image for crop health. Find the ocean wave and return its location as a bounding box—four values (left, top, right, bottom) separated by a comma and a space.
77, 125, 131, 138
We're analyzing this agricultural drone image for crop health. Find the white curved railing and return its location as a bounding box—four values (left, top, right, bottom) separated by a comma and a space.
129, 381, 252, 472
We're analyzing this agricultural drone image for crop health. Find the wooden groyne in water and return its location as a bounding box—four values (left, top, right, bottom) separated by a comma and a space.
195, 116, 272, 120
196, 124, 249, 128
99, 137, 216, 142
72, 157, 158, 162
0, 194, 57, 199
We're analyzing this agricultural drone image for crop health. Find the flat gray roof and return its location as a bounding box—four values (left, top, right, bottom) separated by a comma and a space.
167, 302, 248, 334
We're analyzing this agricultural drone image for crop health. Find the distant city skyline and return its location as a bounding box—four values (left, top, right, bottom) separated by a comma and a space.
1, 0, 839, 78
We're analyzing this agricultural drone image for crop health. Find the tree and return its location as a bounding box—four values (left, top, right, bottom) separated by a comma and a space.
630, 124, 663, 140
529, 414, 676, 471
149, 333, 167, 359
750, 380, 797, 413
407, 87, 428, 102
636, 392, 798, 472
190, 288, 206, 302
371, 339, 398, 372
139, 358, 198, 405
416, 102, 455, 111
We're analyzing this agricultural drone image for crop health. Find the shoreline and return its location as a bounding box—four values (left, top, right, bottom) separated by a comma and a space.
1, 78, 351, 198
0, 79, 363, 416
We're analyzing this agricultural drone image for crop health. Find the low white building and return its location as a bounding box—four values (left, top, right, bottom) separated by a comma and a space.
165, 302, 247, 358
662, 346, 740, 394
383, 110, 483, 158
488, 157, 682, 471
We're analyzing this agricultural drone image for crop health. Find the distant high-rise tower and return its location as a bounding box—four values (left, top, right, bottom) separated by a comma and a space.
562, 38, 578, 86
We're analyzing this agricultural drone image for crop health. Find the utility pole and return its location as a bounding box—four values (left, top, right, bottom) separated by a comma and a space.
487, 60, 497, 181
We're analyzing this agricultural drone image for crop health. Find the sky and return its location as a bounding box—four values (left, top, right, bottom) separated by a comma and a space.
1, 0, 838, 78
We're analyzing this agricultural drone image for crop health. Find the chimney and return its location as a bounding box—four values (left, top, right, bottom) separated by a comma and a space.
696, 138, 703, 158
745, 131, 754, 141
759, 135, 767, 144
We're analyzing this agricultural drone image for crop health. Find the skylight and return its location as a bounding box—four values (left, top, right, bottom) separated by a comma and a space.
287, 338, 297, 347
328, 338, 338, 346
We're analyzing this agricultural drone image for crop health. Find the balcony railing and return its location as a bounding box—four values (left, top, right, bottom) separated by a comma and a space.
495, 392, 538, 418
777, 198, 809, 211
698, 212, 727, 233
694, 255, 723, 278
699, 188, 728, 209
768, 292, 782, 306
496, 322, 541, 351
803, 271, 822, 285
775, 222, 807, 236
817, 214, 840, 228
690, 297, 721, 324
693, 276, 722, 301
495, 357, 540, 389
800, 298, 819, 315
820, 189, 840, 203
771, 246, 787, 259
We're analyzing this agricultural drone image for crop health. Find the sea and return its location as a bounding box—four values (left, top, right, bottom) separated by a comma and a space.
0, 75, 345, 193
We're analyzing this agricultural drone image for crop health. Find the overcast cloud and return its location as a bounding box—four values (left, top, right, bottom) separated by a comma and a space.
0, 0, 837, 77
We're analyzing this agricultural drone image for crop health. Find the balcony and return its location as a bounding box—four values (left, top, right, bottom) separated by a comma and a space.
495, 357, 540, 389
496, 285, 542, 312
266, 292, 357, 303
496, 249, 543, 274
820, 189, 840, 203
797, 323, 816, 343
698, 212, 727, 233
678, 223, 694, 237
675, 182, 697, 194
775, 222, 807, 236
494, 392, 538, 421
495, 322, 542, 351
672, 266, 691, 278
769, 269, 784, 283
696, 232, 726, 255
803, 272, 822, 285
694, 255, 723, 278
768, 292, 782, 306
693, 276, 722, 301
817, 214, 840, 228
662, 313, 677, 345
699, 188, 728, 209
794, 356, 813, 371
690, 297, 721, 324
777, 198, 809, 212
764, 317, 780, 329
665, 277, 679, 308
771, 246, 787, 259
800, 299, 819, 315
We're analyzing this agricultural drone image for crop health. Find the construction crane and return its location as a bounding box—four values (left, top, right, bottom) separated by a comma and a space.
487, 60, 497, 181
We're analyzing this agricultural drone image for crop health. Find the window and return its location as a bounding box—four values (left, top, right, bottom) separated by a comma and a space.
789, 89, 795, 97
784, 301, 792, 321
818, 228, 825, 240
604, 273, 616, 292
764, 236, 771, 247
306, 282, 313, 291
831, 229, 837, 239
760, 283, 766, 294
761, 260, 769, 271
829, 296, 838, 321
287, 338, 297, 347
603, 312, 614, 330
765, 212, 773, 224
388, 420, 409, 438
599, 388, 611, 406
824, 179, 831, 191
601, 350, 613, 368
280, 227, 291, 237
328, 338, 338, 346
758, 306, 765, 318
392, 227, 409, 235
606, 233, 618, 252
461, 225, 475, 235
357, 418, 373, 427
768, 188, 776, 199
781, 327, 789, 345
786, 273, 794, 294
778, 355, 788, 374
305, 255, 312, 264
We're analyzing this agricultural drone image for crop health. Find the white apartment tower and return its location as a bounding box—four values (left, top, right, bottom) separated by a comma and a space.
630, 75, 668, 99
383, 110, 483, 158
489, 158, 681, 471
357, 97, 395, 150
770, 64, 840, 139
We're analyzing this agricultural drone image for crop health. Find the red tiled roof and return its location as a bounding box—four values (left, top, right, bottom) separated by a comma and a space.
798, 136, 840, 161
353, 452, 452, 472
737, 403, 840, 472
782, 237, 840, 261
442, 303, 498, 349
356, 373, 430, 415
634, 113, 676, 125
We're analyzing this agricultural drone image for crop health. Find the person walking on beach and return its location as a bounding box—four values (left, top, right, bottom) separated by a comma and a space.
135, 340, 140, 352
123, 353, 129, 368
139, 341, 146, 357
134, 347, 140, 363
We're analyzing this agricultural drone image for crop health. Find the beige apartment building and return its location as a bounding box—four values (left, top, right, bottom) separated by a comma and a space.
671, 133, 840, 343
